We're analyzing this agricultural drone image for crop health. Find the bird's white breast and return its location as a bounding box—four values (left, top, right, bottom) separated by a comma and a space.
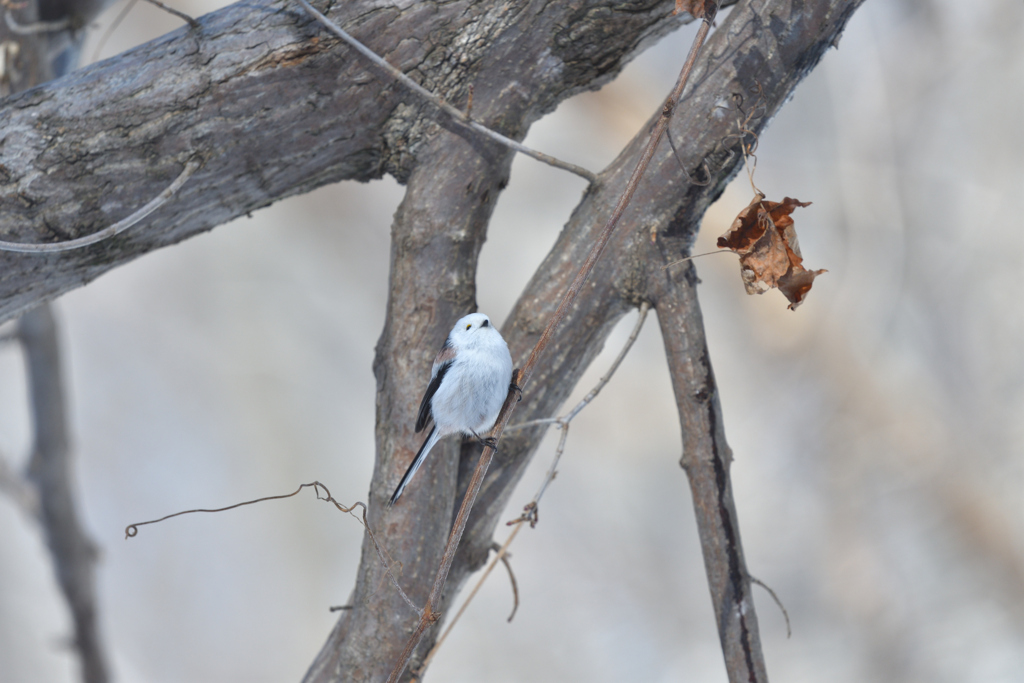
432, 341, 512, 434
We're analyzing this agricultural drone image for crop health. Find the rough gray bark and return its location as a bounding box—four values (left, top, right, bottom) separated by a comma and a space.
0, 0, 701, 323
0, 0, 864, 681
649, 260, 766, 681
304, 1, 864, 682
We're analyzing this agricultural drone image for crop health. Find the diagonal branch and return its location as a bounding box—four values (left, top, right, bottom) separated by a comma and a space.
139, 0, 199, 28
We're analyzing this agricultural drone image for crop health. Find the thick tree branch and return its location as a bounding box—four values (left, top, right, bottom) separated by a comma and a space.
0, 0, 703, 323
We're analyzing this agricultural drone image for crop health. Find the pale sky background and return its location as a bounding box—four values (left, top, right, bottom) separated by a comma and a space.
1, 1, 1023, 682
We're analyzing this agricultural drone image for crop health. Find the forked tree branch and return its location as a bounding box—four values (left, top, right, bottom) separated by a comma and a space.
385, 12, 717, 682
441, 0, 864, 655
307, 2, 864, 682
0, 0, 863, 680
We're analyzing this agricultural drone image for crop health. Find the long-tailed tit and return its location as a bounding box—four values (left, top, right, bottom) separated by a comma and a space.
389, 312, 514, 506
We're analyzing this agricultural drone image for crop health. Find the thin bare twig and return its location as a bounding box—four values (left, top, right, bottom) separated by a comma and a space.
565, 302, 649, 423
0, 158, 201, 253
410, 305, 655, 674
497, 549, 519, 622
509, 301, 652, 514
666, 127, 711, 186
414, 524, 525, 678
717, 86, 767, 196
125, 481, 328, 538
523, 425, 569, 518
502, 417, 558, 431
125, 481, 422, 616
4, 9, 69, 34
749, 574, 791, 638
140, 0, 198, 28
90, 0, 141, 63
660, 248, 733, 270
327, 490, 422, 617
293, 0, 597, 185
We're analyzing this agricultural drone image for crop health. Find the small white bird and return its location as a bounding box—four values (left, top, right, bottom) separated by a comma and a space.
389, 312, 514, 506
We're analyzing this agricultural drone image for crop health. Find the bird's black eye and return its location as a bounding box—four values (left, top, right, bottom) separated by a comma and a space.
481, 319, 489, 327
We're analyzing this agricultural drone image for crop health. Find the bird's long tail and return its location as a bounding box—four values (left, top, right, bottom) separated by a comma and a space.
389, 426, 440, 506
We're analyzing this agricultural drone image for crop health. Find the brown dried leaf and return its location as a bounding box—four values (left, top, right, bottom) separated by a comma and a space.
717, 193, 827, 310
674, 0, 715, 19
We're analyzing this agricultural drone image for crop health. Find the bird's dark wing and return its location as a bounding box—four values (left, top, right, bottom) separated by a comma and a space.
415, 341, 456, 433
415, 361, 452, 432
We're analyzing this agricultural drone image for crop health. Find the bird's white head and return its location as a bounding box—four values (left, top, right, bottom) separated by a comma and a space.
450, 312, 500, 348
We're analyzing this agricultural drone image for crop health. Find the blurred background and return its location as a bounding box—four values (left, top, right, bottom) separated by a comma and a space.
1, 1, 1022, 681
